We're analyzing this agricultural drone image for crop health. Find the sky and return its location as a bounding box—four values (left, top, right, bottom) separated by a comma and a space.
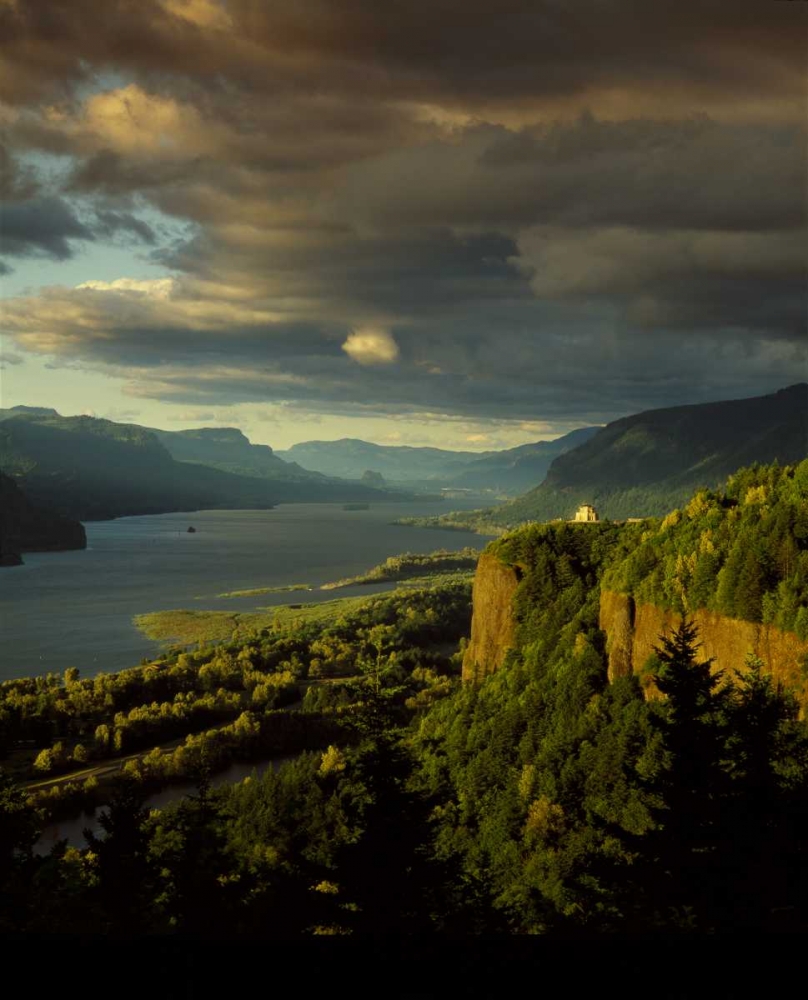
0, 0, 806, 451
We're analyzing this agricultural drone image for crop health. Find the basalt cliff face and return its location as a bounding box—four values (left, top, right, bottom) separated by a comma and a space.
599, 590, 808, 708
461, 550, 520, 683
462, 549, 808, 709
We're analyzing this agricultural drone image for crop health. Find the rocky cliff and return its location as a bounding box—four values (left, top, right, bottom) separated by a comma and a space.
461, 550, 520, 683
599, 590, 808, 708
462, 548, 808, 710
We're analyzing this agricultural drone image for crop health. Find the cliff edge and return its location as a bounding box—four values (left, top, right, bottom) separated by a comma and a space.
600, 590, 808, 709
462, 552, 808, 712
462, 549, 520, 683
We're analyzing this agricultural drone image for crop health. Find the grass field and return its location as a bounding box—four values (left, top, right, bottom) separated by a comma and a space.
134, 595, 374, 647
134, 574, 471, 649
216, 583, 312, 599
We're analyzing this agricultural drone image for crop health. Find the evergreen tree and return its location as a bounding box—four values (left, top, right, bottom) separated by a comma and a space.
0, 768, 40, 932
719, 657, 808, 930
634, 619, 731, 930
328, 682, 444, 935
84, 775, 156, 935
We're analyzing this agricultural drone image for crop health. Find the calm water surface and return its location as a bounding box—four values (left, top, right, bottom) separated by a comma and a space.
34, 754, 299, 854
0, 500, 487, 681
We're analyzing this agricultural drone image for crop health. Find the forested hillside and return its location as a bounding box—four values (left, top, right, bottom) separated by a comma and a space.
602, 460, 808, 634
1, 465, 806, 936
0, 412, 405, 520
0, 472, 86, 565
495, 383, 807, 523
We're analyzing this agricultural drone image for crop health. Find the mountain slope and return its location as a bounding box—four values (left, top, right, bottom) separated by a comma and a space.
278, 438, 486, 481
494, 384, 808, 524
0, 413, 402, 521
0, 472, 86, 565
279, 426, 599, 491
150, 426, 327, 482
446, 427, 599, 492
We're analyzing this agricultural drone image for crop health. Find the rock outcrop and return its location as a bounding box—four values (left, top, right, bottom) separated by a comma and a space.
462, 550, 520, 683
599, 590, 808, 709
461, 550, 808, 711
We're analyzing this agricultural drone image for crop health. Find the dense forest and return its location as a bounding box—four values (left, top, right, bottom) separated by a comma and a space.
602, 460, 808, 634
1, 463, 807, 937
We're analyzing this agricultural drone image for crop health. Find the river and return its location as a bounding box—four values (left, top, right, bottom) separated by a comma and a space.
0, 498, 487, 681
34, 754, 300, 854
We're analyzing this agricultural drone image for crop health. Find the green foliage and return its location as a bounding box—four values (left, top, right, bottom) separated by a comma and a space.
321, 548, 479, 589
602, 461, 808, 625
2, 494, 806, 936
396, 512, 504, 537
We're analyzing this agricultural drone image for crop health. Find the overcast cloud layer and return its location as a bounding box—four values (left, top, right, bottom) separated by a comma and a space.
1, 0, 806, 432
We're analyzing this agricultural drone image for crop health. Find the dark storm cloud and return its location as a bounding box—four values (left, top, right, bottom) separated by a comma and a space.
66, 150, 200, 196
0, 194, 160, 259
0, 260, 12, 276
115, 323, 805, 427
1, 0, 806, 426
336, 118, 807, 234
0, 142, 39, 201
93, 209, 156, 244
0, 196, 93, 258
1, 1, 804, 111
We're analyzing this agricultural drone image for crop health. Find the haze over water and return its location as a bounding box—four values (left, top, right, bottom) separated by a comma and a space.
0, 500, 485, 682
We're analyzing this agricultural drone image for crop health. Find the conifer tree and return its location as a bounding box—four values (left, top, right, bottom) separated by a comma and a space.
84, 776, 156, 935
637, 618, 731, 930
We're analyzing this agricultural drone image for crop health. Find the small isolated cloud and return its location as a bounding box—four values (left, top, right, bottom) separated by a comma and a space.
342, 327, 399, 366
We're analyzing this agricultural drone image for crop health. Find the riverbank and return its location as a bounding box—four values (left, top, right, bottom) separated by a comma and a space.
1, 500, 485, 680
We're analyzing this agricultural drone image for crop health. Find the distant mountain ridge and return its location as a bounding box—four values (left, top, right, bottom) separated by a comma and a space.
279, 426, 599, 492
491, 383, 808, 524
149, 426, 328, 483
0, 411, 408, 521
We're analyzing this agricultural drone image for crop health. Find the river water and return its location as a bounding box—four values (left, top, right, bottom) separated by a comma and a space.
34, 754, 299, 854
0, 499, 486, 681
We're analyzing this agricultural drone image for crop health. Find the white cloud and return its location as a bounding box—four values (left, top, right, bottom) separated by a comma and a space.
76, 277, 176, 299
341, 327, 400, 366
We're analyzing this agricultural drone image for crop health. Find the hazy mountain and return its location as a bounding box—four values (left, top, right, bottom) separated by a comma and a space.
445, 427, 599, 492
0, 412, 407, 521
278, 438, 486, 481
150, 426, 327, 482
279, 426, 599, 492
0, 405, 60, 420
0, 472, 86, 565
492, 384, 808, 524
